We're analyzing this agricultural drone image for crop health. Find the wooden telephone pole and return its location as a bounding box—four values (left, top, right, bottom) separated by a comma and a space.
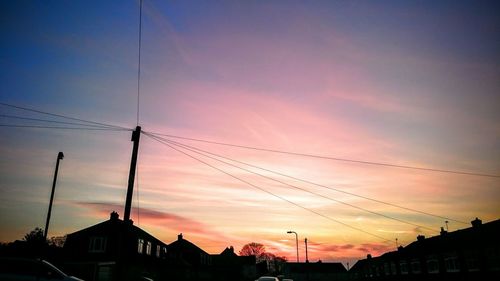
124, 126, 141, 222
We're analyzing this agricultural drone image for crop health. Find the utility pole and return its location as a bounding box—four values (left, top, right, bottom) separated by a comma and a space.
305, 238, 309, 263
124, 126, 141, 222
44, 152, 64, 240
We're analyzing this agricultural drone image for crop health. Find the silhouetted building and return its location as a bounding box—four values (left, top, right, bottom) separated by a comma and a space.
60, 212, 261, 281
168, 233, 212, 267
63, 212, 169, 281
167, 233, 213, 280
283, 261, 348, 281
211, 246, 257, 281
349, 218, 500, 281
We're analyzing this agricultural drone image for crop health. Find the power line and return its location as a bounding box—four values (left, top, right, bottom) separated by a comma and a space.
0, 124, 130, 131
0, 114, 123, 129
148, 133, 443, 231
148, 132, 500, 179
145, 132, 440, 233
0, 102, 129, 130
145, 132, 468, 225
136, 0, 143, 126
144, 132, 393, 243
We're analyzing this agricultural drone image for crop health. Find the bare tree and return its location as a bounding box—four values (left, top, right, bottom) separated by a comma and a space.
23, 227, 46, 245
239, 242, 266, 260
48, 235, 67, 247
239, 242, 287, 266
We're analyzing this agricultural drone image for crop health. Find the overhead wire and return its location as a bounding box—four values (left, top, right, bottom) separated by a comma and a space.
144, 131, 440, 233
0, 102, 129, 130
144, 132, 393, 243
0, 124, 130, 131
145, 131, 467, 225
0, 102, 474, 233
0, 114, 125, 129
0, 101, 468, 226
134, 0, 144, 225
148, 132, 500, 179
136, 0, 143, 127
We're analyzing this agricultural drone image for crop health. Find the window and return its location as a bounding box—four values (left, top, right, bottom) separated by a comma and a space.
384, 263, 390, 275
146, 241, 152, 255
427, 258, 439, 274
138, 239, 144, 254
486, 248, 500, 271
466, 257, 480, 272
163, 247, 167, 257
88, 236, 107, 253
464, 250, 480, 272
156, 245, 161, 258
445, 256, 460, 273
400, 261, 408, 275
411, 260, 421, 274
390, 262, 397, 275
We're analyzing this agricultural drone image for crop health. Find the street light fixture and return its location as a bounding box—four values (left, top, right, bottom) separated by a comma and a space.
287, 230, 299, 263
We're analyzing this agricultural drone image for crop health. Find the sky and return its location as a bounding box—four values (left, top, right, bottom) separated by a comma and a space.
1, 0, 499, 266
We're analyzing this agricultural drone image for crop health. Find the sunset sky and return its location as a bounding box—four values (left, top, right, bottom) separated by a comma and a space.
1, 0, 499, 266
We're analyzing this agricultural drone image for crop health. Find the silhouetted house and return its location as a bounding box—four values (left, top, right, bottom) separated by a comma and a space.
63, 212, 169, 281
284, 261, 348, 281
167, 233, 212, 280
211, 246, 257, 281
349, 218, 500, 281
349, 256, 370, 280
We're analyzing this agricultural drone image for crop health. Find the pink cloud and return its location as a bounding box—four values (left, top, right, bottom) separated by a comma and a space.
249, 238, 394, 263
356, 243, 394, 255
74, 201, 231, 246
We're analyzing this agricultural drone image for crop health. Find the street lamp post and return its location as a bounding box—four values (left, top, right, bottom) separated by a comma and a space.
287, 230, 299, 263
44, 152, 64, 240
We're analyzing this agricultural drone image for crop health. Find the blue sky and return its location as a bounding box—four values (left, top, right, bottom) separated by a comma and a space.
1, 0, 499, 264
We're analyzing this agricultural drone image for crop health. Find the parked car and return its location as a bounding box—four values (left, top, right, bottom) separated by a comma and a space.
256, 276, 279, 281
0, 257, 84, 281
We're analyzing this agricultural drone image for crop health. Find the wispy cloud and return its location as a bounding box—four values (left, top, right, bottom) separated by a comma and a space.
73, 201, 232, 246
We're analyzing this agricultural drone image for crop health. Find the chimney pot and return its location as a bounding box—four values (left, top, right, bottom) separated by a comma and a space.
417, 235, 425, 242
178, 233, 183, 241
110, 211, 119, 221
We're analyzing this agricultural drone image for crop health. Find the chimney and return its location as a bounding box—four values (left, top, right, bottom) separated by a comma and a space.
471, 217, 482, 228
110, 211, 119, 221
417, 235, 425, 242
367, 254, 372, 259
178, 233, 183, 241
